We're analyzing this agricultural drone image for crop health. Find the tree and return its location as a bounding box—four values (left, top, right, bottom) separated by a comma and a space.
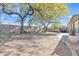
30, 3, 68, 32
1, 3, 34, 34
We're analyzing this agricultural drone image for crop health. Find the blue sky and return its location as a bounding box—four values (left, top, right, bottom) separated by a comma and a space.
60, 3, 79, 26
0, 3, 79, 26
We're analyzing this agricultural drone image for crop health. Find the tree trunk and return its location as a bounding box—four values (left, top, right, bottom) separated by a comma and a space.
43, 26, 48, 32
20, 19, 24, 34
45, 26, 48, 31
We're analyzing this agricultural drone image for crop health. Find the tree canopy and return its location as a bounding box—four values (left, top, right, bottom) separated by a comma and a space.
30, 3, 68, 20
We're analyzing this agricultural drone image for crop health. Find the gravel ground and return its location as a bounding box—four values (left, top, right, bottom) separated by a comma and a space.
0, 33, 78, 56
0, 33, 59, 56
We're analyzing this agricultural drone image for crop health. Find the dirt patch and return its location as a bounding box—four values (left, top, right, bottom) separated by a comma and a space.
0, 33, 59, 56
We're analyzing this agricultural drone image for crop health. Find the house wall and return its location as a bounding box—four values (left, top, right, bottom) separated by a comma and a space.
74, 20, 78, 35
70, 19, 79, 36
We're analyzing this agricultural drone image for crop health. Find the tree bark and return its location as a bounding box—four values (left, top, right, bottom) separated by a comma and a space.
43, 26, 48, 32
20, 19, 24, 34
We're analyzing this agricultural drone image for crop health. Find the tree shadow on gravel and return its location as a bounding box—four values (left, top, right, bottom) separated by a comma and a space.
0, 32, 57, 45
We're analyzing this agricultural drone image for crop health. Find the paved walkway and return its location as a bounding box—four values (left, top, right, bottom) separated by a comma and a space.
59, 33, 79, 56
52, 33, 79, 56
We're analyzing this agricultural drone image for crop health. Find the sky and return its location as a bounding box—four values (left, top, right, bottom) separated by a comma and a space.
60, 3, 79, 26
0, 3, 79, 26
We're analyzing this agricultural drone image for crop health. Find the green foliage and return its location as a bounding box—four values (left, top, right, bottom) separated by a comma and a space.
20, 4, 29, 15
51, 20, 61, 30
3, 3, 18, 12
31, 3, 68, 20
67, 24, 71, 30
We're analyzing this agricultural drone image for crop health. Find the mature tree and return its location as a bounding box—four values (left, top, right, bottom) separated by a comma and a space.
0, 3, 34, 34
30, 3, 68, 32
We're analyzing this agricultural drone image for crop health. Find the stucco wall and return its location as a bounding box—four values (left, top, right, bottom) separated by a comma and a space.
70, 18, 79, 36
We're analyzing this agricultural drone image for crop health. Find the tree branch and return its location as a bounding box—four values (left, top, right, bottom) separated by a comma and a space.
22, 3, 34, 19
2, 4, 23, 19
